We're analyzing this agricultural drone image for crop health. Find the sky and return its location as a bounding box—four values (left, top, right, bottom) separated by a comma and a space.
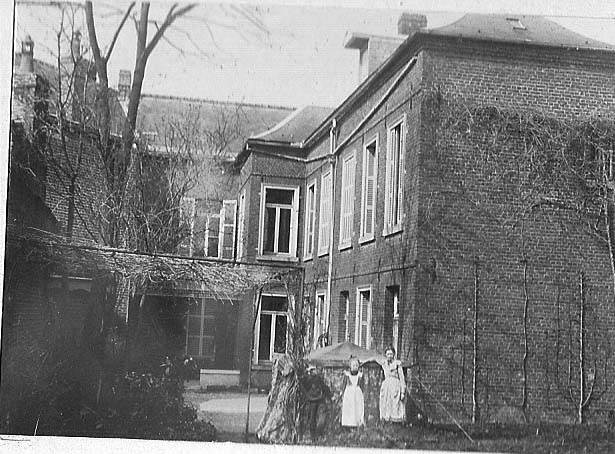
9, 0, 615, 108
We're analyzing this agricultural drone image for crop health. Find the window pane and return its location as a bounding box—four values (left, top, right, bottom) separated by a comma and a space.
278, 208, 291, 253
258, 314, 273, 361
261, 295, 288, 312
265, 188, 294, 205
187, 315, 201, 336
274, 315, 287, 353
264, 207, 277, 252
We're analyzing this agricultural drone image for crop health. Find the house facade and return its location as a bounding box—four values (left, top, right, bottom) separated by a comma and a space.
238, 14, 615, 422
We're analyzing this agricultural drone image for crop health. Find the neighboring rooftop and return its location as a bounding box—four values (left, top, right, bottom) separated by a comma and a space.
250, 105, 333, 145
137, 94, 294, 158
427, 14, 615, 51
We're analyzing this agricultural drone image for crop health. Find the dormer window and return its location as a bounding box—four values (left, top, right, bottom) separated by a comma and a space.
506, 18, 526, 31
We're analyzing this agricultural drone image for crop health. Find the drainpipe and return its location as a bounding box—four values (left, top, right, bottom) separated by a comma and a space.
325, 119, 337, 343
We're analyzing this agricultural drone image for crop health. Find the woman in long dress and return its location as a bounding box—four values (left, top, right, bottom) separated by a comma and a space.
341, 357, 365, 427
377, 346, 406, 423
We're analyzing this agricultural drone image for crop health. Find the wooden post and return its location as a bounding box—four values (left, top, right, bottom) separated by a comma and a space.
245, 287, 263, 439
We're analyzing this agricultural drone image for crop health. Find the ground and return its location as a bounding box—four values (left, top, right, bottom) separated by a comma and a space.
183, 382, 615, 452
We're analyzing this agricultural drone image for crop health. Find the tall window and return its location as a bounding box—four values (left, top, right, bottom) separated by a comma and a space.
318, 171, 332, 255
355, 287, 372, 349
205, 214, 220, 257
220, 200, 237, 260
361, 137, 378, 241
313, 291, 327, 348
385, 286, 401, 352
256, 294, 288, 362
338, 291, 352, 343
236, 191, 246, 260
339, 153, 356, 248
186, 299, 216, 361
385, 117, 405, 234
260, 185, 299, 257
303, 181, 316, 259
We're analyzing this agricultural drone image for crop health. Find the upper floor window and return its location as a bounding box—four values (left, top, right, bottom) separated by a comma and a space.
318, 171, 332, 256
204, 213, 221, 257
179, 196, 196, 256
360, 136, 378, 242
259, 185, 299, 257
303, 180, 317, 260
384, 117, 405, 234
339, 152, 356, 249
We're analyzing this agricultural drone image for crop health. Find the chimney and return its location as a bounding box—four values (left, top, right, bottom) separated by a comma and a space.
18, 35, 34, 73
71, 31, 82, 61
118, 69, 131, 100
397, 13, 427, 35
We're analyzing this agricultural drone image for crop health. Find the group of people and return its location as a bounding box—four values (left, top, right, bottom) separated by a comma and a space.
341, 345, 406, 427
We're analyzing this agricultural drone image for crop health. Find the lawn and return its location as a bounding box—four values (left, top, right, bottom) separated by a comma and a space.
304, 422, 615, 453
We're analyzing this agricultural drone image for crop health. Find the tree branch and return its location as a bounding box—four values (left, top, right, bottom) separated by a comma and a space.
104, 2, 135, 61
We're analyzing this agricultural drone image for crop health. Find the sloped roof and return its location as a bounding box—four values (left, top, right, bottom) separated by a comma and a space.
137, 95, 294, 158
303, 14, 615, 148
428, 14, 615, 51
250, 105, 333, 145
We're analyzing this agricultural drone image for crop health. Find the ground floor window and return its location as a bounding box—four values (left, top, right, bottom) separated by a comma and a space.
385, 285, 401, 352
186, 300, 216, 361
338, 291, 352, 343
256, 294, 288, 362
313, 291, 327, 348
356, 287, 372, 349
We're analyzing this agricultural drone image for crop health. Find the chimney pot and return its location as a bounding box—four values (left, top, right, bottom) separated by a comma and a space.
118, 69, 131, 100
19, 35, 34, 73
71, 31, 82, 60
398, 13, 427, 35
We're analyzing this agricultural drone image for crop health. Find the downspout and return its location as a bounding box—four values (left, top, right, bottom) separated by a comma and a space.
325, 119, 337, 343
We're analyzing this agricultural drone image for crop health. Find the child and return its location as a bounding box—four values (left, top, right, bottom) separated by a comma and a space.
341, 356, 365, 427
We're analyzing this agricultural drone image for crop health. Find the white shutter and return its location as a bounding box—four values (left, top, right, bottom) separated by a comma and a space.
318, 172, 331, 255
237, 191, 245, 260
219, 200, 237, 260
362, 141, 376, 238
340, 154, 355, 247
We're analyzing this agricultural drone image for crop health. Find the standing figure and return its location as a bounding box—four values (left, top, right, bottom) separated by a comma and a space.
378, 346, 406, 423
341, 356, 365, 427
302, 366, 331, 441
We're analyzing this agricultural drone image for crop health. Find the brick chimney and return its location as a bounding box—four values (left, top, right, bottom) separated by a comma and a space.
71, 30, 82, 60
397, 13, 427, 35
18, 35, 34, 73
118, 69, 131, 100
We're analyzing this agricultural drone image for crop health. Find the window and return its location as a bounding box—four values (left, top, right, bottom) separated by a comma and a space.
256, 294, 288, 362
339, 153, 356, 248
205, 214, 220, 257
219, 200, 237, 260
385, 286, 401, 352
179, 197, 196, 256
304, 181, 317, 259
361, 136, 378, 241
237, 191, 246, 260
355, 287, 372, 349
186, 300, 216, 361
313, 291, 327, 348
318, 171, 332, 255
259, 185, 299, 257
385, 117, 405, 234
338, 291, 352, 343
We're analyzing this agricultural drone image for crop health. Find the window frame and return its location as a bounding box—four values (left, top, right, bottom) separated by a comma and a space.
313, 290, 327, 349
254, 293, 289, 364
360, 134, 379, 243
303, 179, 317, 261
318, 171, 332, 257
339, 151, 356, 250
179, 196, 196, 256
355, 286, 373, 349
384, 115, 406, 236
204, 213, 221, 258
258, 183, 300, 259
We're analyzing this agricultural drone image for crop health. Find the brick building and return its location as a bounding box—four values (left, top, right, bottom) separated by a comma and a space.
237, 14, 615, 422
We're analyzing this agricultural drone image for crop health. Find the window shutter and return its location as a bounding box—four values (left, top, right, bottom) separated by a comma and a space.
340, 155, 355, 246
237, 192, 245, 259
364, 146, 376, 236
318, 172, 331, 254
219, 200, 237, 259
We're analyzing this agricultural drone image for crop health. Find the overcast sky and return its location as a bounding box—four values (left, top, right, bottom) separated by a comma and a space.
10, 0, 615, 109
